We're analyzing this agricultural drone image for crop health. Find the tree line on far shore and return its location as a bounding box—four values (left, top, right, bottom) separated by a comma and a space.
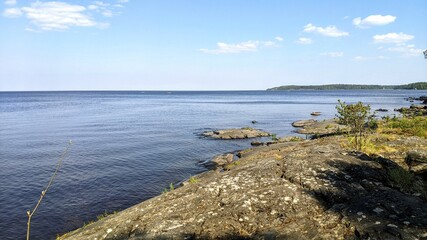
267, 82, 427, 91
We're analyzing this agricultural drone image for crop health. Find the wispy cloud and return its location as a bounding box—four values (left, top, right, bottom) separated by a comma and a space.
373, 32, 414, 44
353, 56, 366, 61
374, 32, 422, 57
4, 0, 16, 6
296, 37, 312, 45
200, 38, 281, 54
353, 15, 396, 28
2, 1, 128, 31
387, 44, 423, 57
275, 36, 283, 41
321, 52, 344, 57
2, 7, 21, 17
303, 23, 349, 37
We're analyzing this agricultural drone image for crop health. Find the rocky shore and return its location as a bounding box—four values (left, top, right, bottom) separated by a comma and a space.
59, 130, 427, 239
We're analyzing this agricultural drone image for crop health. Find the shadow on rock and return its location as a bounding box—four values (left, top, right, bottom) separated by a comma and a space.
308, 153, 427, 239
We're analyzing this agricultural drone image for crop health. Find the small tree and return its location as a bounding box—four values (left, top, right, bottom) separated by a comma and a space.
335, 100, 371, 150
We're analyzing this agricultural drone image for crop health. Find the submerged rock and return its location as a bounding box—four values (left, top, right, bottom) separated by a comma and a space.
202, 128, 270, 139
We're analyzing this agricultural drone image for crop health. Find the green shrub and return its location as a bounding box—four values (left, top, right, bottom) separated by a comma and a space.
387, 167, 414, 190
271, 134, 278, 141
336, 100, 371, 150
189, 176, 199, 184
384, 116, 427, 138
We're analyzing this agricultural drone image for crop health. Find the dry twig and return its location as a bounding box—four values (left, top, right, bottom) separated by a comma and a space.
26, 140, 72, 240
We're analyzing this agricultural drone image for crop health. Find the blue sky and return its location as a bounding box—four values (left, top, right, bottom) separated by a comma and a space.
1, 0, 426, 90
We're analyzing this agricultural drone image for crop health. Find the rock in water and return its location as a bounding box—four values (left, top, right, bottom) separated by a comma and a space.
292, 119, 317, 127
251, 141, 264, 146
297, 119, 348, 136
211, 153, 234, 168
202, 128, 270, 139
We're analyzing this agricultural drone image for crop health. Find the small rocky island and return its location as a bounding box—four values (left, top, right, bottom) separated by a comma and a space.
202, 128, 271, 139
293, 119, 349, 136
58, 99, 427, 240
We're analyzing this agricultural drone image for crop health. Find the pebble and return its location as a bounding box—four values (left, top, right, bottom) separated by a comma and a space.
373, 207, 384, 214
387, 224, 398, 228
107, 229, 112, 234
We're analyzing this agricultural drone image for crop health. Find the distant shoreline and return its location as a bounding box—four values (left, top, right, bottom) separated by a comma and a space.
267, 82, 427, 91
1, 88, 427, 93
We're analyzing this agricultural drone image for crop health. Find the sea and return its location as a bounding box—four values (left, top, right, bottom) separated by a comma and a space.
0, 90, 425, 239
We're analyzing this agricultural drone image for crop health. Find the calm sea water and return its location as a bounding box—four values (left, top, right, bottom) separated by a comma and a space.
0, 90, 425, 239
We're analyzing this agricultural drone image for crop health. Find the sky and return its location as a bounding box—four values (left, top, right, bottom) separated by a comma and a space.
0, 0, 426, 91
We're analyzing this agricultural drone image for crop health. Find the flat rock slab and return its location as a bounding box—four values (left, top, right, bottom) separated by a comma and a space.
297, 119, 348, 135
292, 119, 317, 127
203, 128, 270, 139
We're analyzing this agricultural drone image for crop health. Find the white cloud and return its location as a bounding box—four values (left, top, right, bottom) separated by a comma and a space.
4, 0, 16, 6
353, 56, 366, 61
102, 9, 113, 17
373, 32, 414, 44
117, 0, 129, 3
387, 44, 423, 57
88, 5, 99, 10
3, 1, 130, 31
353, 15, 396, 28
275, 36, 283, 41
200, 39, 279, 54
321, 52, 344, 57
3, 7, 22, 17
88, 1, 128, 17
93, 1, 110, 7
21, 2, 98, 31
296, 37, 313, 45
303, 23, 349, 37
200, 41, 260, 54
